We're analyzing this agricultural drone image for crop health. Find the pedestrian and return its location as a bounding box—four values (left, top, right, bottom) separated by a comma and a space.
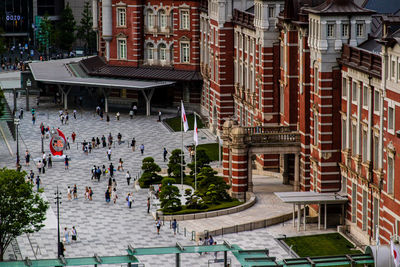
109, 163, 114, 177
163, 148, 168, 162
209, 235, 214, 246
67, 186, 72, 200
48, 154, 52, 168
73, 184, 77, 199
32, 114, 36, 125
91, 165, 96, 180
116, 112, 120, 120
117, 133, 122, 144
126, 193, 133, 208
158, 110, 162, 122
25, 150, 30, 166
102, 165, 106, 176
105, 188, 111, 203
131, 138, 136, 151
29, 170, 34, 184
102, 135, 106, 148
37, 160, 42, 174
89, 187, 93, 200
112, 178, 117, 190
96, 167, 101, 182
156, 217, 162, 234
197, 238, 203, 255
112, 188, 118, 204
126, 171, 131, 185
64, 227, 70, 244
35, 176, 40, 191
133, 105, 137, 115
84, 186, 89, 200
140, 144, 144, 155
107, 149, 112, 161
66, 137, 70, 150
71, 132, 76, 143
106, 114, 110, 123
19, 107, 23, 119
108, 133, 113, 147
118, 158, 124, 171
88, 142, 92, 153
172, 219, 177, 235
129, 109, 133, 119
64, 155, 69, 170
147, 197, 150, 213
213, 242, 218, 259
96, 106, 100, 115
71, 226, 77, 242
73, 109, 77, 119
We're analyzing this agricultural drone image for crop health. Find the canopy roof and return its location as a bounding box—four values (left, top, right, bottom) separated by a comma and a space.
275, 191, 348, 204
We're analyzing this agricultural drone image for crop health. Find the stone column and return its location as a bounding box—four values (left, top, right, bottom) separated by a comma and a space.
229, 126, 248, 201
222, 119, 237, 185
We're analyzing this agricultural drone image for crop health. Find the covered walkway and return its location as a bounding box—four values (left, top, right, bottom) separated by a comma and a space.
28, 58, 174, 115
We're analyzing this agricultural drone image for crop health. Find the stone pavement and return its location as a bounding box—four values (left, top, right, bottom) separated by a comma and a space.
0, 92, 335, 266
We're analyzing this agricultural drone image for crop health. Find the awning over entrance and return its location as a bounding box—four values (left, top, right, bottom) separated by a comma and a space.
275, 191, 348, 232
28, 58, 175, 115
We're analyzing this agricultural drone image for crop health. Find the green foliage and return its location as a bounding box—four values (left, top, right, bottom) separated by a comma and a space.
0, 168, 48, 261
139, 157, 162, 188
55, 3, 76, 51
196, 143, 220, 161
38, 14, 54, 53
197, 167, 231, 203
162, 200, 241, 215
77, 2, 97, 54
167, 149, 185, 178
187, 149, 211, 175
164, 114, 205, 132
159, 178, 182, 212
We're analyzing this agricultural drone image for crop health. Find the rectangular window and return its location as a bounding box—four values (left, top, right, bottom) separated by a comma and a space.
180, 10, 189, 30
117, 8, 126, 27
314, 114, 318, 146
362, 130, 367, 162
342, 77, 347, 98
352, 82, 357, 102
363, 86, 369, 108
147, 12, 154, 28
250, 38, 253, 54
181, 43, 190, 63
239, 34, 242, 49
160, 14, 167, 28
388, 106, 395, 131
342, 118, 347, 149
314, 68, 318, 94
268, 7, 275, 18
280, 86, 284, 114
352, 124, 357, 156
373, 135, 379, 169
342, 24, 349, 37
373, 197, 379, 239
352, 183, 357, 223
374, 90, 380, 112
342, 175, 347, 193
356, 23, 364, 37
243, 36, 247, 52
392, 60, 396, 79
388, 156, 394, 194
362, 190, 367, 231
327, 24, 335, 38
118, 39, 127, 60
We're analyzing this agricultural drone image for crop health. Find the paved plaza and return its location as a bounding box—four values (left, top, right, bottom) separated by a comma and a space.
0, 90, 333, 266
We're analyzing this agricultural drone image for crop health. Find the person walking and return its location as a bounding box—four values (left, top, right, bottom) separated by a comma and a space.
106, 114, 110, 123
117, 133, 122, 145
35, 176, 41, 191
129, 109, 134, 119
48, 154, 52, 168
158, 110, 162, 122
37, 160, 42, 174
140, 144, 144, 155
25, 150, 30, 166
131, 138, 136, 151
67, 186, 72, 200
109, 163, 114, 178
156, 217, 162, 235
133, 105, 137, 115
19, 107, 23, 119
112, 188, 118, 204
107, 148, 112, 161
64, 155, 69, 170
116, 112, 120, 121
126, 193, 133, 208
172, 219, 177, 235
84, 187, 89, 200
73, 110, 77, 119
89, 187, 93, 200
102, 135, 106, 148
73, 184, 77, 199
163, 148, 168, 162
32, 114, 36, 125
147, 197, 150, 214
126, 171, 131, 185
118, 158, 124, 171
71, 226, 77, 242
105, 188, 111, 203
64, 228, 70, 244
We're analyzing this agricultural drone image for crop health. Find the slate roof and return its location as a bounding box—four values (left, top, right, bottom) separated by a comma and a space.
304, 0, 375, 15
363, 0, 400, 15
80, 56, 202, 82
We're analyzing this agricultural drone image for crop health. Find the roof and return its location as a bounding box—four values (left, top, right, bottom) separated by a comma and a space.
363, 0, 400, 15
80, 56, 203, 82
358, 38, 382, 54
281, 0, 326, 21
305, 0, 375, 15
28, 58, 174, 90
274, 191, 348, 204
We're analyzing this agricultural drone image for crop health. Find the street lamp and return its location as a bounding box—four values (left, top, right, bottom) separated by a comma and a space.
14, 118, 20, 166
54, 187, 62, 257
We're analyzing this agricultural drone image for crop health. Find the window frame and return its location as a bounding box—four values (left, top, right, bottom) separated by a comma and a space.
147, 9, 155, 28
342, 23, 349, 37
159, 11, 167, 29
327, 23, 335, 38
387, 155, 394, 195
268, 6, 275, 18
356, 23, 364, 37
362, 85, 369, 109
180, 42, 190, 63
117, 7, 127, 27
352, 81, 358, 104
374, 90, 380, 113
180, 10, 190, 30
388, 106, 395, 133
342, 77, 347, 99
159, 43, 167, 61
146, 43, 154, 60
117, 38, 127, 60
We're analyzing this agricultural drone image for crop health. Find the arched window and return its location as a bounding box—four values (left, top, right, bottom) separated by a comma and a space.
159, 10, 167, 29
147, 9, 154, 28
159, 43, 167, 61
146, 43, 154, 60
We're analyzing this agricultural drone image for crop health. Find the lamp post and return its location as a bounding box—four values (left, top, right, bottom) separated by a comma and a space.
41, 135, 44, 153
14, 118, 20, 166
54, 186, 62, 257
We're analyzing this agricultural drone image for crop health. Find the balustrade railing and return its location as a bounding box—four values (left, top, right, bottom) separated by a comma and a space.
249, 132, 300, 144
243, 126, 292, 134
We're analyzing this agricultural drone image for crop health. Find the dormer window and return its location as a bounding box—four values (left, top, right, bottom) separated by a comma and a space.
327, 23, 335, 38
356, 23, 364, 37
268, 6, 275, 18
342, 24, 349, 37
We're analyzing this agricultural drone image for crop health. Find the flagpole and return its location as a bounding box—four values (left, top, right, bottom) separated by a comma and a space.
195, 141, 197, 192
181, 102, 184, 190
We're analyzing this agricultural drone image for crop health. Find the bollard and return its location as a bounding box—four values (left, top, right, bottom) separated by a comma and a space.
184, 227, 186, 237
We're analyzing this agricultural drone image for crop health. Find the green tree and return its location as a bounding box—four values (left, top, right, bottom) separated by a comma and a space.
139, 157, 162, 188
38, 14, 54, 54
197, 167, 231, 203
0, 168, 48, 261
55, 3, 76, 51
187, 149, 211, 175
167, 149, 185, 178
77, 1, 96, 55
159, 178, 182, 212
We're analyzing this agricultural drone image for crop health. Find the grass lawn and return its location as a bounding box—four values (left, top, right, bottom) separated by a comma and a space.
163, 199, 242, 215
164, 114, 205, 131
197, 143, 220, 161
283, 233, 361, 257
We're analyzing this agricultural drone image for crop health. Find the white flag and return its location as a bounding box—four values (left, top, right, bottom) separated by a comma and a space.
391, 240, 400, 267
181, 101, 189, 132
194, 116, 198, 146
